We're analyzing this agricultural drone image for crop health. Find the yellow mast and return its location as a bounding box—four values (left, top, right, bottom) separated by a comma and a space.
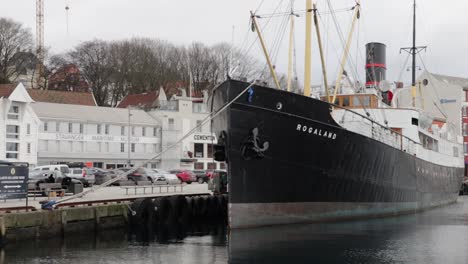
250, 11, 281, 89
332, 1, 360, 104
313, 3, 330, 103
287, 6, 295, 92
303, 0, 313, 96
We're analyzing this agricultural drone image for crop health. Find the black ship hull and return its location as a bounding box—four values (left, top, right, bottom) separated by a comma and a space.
210, 80, 463, 229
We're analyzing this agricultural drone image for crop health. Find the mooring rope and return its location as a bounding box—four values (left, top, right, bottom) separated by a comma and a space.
50, 80, 258, 207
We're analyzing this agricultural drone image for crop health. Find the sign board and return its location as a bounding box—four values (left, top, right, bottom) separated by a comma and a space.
0, 166, 28, 199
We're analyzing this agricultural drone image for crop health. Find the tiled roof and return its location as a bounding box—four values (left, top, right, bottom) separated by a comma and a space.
117, 91, 159, 108
32, 102, 160, 126
28, 89, 97, 106
0, 84, 96, 106
0, 84, 15, 98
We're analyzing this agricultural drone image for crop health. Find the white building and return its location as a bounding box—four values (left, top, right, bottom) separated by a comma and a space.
0, 83, 40, 166
0, 83, 162, 169
119, 87, 226, 171
32, 102, 162, 169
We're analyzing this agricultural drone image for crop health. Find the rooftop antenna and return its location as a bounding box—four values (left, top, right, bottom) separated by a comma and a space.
65, 3, 70, 35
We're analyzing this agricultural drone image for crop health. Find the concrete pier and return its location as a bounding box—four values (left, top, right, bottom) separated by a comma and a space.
0, 204, 129, 243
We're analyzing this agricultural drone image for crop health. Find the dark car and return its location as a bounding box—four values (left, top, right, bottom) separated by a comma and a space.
169, 170, 196, 184
119, 168, 148, 185
193, 170, 208, 184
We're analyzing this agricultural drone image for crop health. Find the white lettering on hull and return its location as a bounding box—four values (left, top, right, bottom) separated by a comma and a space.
296, 124, 337, 140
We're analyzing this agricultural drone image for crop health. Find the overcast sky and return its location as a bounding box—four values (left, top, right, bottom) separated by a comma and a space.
2, 0, 468, 86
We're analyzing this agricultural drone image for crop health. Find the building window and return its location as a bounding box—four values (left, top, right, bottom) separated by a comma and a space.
142, 127, 146, 137
207, 162, 217, 170
6, 142, 19, 159
7, 105, 19, 120
56, 122, 60, 132
97, 124, 102, 134
79, 124, 84, 134
464, 124, 468, 136
105, 124, 110, 135
153, 127, 157, 137
194, 162, 204, 170
27, 124, 31, 135
27, 143, 31, 154
121, 143, 125, 153
220, 163, 226, 170
44, 122, 48, 132
168, 118, 174, 130
207, 144, 213, 158
463, 106, 468, 117
131, 143, 136, 153
131, 126, 135, 136
454, 147, 459, 157
464, 143, 468, 154
6, 125, 19, 139
121, 126, 125, 136
196, 120, 202, 132
68, 123, 73, 133
194, 143, 204, 158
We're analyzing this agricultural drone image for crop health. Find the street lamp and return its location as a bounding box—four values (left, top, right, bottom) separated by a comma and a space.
127, 107, 132, 167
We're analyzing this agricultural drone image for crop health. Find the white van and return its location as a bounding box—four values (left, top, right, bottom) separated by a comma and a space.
32, 165, 70, 175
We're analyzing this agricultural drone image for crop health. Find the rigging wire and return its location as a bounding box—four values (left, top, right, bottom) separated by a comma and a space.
417, 52, 448, 119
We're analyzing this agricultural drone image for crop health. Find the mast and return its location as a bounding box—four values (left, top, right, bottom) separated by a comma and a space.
313, 3, 330, 103
250, 11, 281, 89
332, 1, 360, 104
287, 5, 295, 92
400, 0, 426, 88
303, 0, 312, 96
411, 0, 416, 86
287, 6, 294, 92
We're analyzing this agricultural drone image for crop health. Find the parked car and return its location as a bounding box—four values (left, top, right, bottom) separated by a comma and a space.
163, 174, 182, 185
153, 169, 179, 184
67, 167, 95, 187
193, 170, 209, 184
126, 169, 148, 184
31, 165, 70, 175
169, 169, 196, 184
135, 168, 165, 183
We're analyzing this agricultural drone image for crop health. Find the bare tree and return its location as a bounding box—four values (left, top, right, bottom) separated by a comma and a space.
0, 18, 33, 84
69, 40, 112, 105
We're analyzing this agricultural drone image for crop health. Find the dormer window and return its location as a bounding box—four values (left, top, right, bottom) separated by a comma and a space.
8, 105, 19, 120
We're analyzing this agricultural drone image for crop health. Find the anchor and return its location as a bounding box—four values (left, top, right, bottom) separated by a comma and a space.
241, 128, 270, 160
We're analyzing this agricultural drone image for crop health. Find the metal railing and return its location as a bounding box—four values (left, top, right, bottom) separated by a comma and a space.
332, 105, 419, 156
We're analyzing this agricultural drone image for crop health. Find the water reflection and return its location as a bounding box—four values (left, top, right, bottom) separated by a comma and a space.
3, 219, 228, 264
229, 198, 468, 264
4, 198, 468, 264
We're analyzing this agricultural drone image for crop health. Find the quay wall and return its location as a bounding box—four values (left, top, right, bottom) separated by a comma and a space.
0, 204, 128, 243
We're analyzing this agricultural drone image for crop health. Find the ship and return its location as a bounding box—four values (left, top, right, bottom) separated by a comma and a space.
209, 1, 464, 228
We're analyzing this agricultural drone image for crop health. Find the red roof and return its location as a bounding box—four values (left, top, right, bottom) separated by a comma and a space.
29, 89, 96, 106
117, 91, 159, 108
0, 84, 96, 106
48, 64, 90, 92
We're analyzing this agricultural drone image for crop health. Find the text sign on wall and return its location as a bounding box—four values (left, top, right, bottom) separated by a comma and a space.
0, 166, 28, 199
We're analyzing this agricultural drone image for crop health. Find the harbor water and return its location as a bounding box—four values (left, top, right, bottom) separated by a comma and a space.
5, 197, 468, 264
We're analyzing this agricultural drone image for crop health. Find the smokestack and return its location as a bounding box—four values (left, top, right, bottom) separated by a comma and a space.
365, 42, 386, 88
